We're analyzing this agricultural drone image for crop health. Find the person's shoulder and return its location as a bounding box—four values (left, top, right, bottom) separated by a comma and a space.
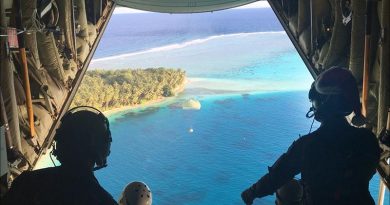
294, 131, 318, 144
284, 132, 317, 154
11, 167, 49, 184
94, 186, 118, 205
30, 166, 59, 174
351, 126, 380, 152
351, 126, 377, 142
21, 167, 59, 180
354, 126, 376, 136
101, 193, 118, 205
83, 177, 118, 205
13, 167, 58, 187
3, 168, 57, 205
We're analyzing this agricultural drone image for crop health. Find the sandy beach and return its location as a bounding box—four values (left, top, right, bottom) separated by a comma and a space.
103, 97, 167, 116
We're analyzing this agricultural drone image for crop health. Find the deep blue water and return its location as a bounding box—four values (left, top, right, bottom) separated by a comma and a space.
90, 7, 388, 205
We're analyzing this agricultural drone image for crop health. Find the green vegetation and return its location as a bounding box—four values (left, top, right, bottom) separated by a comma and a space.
72, 68, 186, 111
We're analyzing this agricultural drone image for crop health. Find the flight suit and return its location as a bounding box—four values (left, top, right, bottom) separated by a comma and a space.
242, 118, 381, 205
3, 166, 118, 205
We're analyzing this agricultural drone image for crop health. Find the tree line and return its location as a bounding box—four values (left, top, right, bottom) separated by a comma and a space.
72, 68, 186, 111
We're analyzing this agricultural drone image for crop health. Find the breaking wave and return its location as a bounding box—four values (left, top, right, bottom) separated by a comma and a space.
91, 31, 285, 63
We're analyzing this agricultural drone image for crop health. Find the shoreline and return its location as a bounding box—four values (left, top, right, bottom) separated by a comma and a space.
104, 77, 187, 117
103, 77, 309, 117
90, 31, 286, 64
103, 97, 167, 117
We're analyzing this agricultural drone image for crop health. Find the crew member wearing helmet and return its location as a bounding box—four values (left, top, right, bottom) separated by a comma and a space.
118, 181, 152, 205
3, 106, 118, 205
241, 67, 381, 205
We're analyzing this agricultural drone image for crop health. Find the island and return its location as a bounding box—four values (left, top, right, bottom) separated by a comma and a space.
72, 68, 186, 112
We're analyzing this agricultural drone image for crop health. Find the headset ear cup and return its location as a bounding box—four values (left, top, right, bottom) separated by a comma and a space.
308, 83, 328, 121
308, 82, 316, 101
51, 147, 57, 157
93, 118, 111, 170
52, 143, 57, 156
88, 132, 104, 167
94, 138, 104, 167
309, 83, 320, 110
52, 127, 63, 158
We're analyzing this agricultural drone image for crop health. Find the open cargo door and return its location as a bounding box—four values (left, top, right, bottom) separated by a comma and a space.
1, 0, 388, 198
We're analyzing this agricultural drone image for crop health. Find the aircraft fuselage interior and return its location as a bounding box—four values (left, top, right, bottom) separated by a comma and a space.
0, 0, 389, 203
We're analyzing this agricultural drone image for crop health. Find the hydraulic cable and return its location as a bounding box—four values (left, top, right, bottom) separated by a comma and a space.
361, 0, 372, 117
15, 0, 36, 139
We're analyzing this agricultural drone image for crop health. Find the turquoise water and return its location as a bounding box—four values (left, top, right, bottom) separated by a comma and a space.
97, 91, 316, 204
90, 9, 388, 205
96, 91, 385, 204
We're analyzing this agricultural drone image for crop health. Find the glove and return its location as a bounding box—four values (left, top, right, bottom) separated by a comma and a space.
241, 188, 254, 205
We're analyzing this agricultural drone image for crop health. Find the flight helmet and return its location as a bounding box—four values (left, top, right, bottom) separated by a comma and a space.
119, 181, 152, 205
308, 66, 364, 125
52, 106, 112, 170
275, 179, 303, 205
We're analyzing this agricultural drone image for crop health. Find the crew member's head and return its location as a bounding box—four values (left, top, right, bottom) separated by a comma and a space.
307, 66, 364, 125
52, 106, 112, 171
119, 181, 152, 205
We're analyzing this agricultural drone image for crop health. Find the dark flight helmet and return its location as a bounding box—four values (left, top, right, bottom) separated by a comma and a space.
308, 66, 364, 125
119, 181, 152, 205
275, 179, 303, 205
52, 106, 112, 170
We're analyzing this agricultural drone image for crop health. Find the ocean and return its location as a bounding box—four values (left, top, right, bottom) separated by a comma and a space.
87, 8, 387, 205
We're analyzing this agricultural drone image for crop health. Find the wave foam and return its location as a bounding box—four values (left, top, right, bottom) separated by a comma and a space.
91, 31, 285, 63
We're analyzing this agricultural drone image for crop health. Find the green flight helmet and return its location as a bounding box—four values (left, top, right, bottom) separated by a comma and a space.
119, 181, 152, 205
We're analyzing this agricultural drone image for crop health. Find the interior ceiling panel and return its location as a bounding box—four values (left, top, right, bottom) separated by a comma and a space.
117, 0, 260, 13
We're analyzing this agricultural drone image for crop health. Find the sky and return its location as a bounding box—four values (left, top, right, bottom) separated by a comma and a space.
113, 1, 270, 14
